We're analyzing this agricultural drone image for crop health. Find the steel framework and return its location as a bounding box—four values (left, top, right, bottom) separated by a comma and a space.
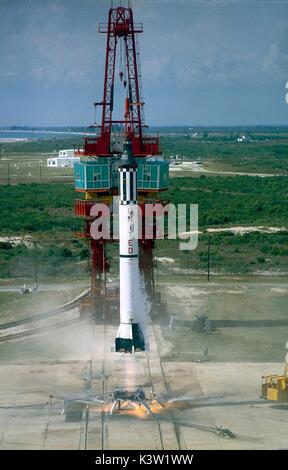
75, 4, 167, 319
82, 6, 160, 157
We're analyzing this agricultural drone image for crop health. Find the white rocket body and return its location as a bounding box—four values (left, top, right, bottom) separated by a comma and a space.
115, 143, 145, 353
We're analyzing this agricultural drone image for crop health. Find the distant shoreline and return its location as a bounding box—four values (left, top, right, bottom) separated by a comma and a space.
0, 130, 92, 135
0, 138, 29, 143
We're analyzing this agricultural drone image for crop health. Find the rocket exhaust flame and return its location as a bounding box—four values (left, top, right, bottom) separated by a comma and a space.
56, 387, 234, 437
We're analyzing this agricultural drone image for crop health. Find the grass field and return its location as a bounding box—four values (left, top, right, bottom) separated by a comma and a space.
0, 283, 87, 323
0, 128, 287, 183
0, 177, 287, 279
0, 130, 287, 280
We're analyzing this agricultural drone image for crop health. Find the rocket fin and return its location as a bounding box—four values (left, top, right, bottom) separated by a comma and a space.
115, 323, 145, 353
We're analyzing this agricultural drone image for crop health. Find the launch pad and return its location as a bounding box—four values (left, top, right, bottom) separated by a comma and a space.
0, 275, 286, 449
109, 388, 150, 414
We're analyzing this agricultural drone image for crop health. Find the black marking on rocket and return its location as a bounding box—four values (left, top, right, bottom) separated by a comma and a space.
119, 168, 137, 204
115, 323, 145, 353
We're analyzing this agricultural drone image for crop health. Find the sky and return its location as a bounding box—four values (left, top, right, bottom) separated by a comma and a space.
0, 0, 288, 127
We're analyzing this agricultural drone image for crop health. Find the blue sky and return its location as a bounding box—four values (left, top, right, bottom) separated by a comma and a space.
0, 0, 287, 126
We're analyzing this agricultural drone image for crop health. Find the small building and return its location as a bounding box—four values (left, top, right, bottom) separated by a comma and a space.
47, 149, 80, 168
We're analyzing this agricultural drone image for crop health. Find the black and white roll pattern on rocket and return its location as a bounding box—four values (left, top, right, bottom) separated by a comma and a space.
115, 141, 145, 353
119, 168, 137, 205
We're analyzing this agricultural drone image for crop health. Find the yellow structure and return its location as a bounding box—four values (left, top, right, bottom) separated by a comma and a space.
261, 364, 288, 402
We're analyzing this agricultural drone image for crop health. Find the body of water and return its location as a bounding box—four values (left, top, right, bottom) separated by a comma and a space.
0, 130, 92, 142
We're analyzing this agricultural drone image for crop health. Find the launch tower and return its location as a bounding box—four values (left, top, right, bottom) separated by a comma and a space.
74, 2, 169, 349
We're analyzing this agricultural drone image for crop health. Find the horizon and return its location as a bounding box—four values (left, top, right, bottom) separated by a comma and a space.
1, 124, 288, 130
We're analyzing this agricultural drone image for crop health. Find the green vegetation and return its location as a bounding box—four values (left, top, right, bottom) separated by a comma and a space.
0, 137, 82, 156
0, 235, 89, 279
0, 183, 81, 232
0, 183, 86, 278
0, 128, 287, 278
0, 172, 287, 278
1, 129, 287, 177
155, 231, 288, 274
1, 176, 287, 234
166, 175, 288, 226
161, 134, 288, 173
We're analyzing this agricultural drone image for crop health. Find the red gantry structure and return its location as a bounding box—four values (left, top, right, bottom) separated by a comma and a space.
74, 2, 169, 318
82, 4, 160, 158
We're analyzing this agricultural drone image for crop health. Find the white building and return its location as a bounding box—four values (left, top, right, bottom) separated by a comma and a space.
47, 149, 80, 168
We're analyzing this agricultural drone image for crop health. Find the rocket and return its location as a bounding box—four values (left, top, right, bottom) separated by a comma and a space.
115, 140, 146, 353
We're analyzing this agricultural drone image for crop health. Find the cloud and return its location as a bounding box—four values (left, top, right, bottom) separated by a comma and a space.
1, 31, 99, 86
1, 0, 288, 125
263, 44, 280, 71
1, 0, 287, 89
0, 0, 103, 86
175, 50, 259, 86
262, 43, 288, 79
142, 57, 170, 83
26, 30, 98, 85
